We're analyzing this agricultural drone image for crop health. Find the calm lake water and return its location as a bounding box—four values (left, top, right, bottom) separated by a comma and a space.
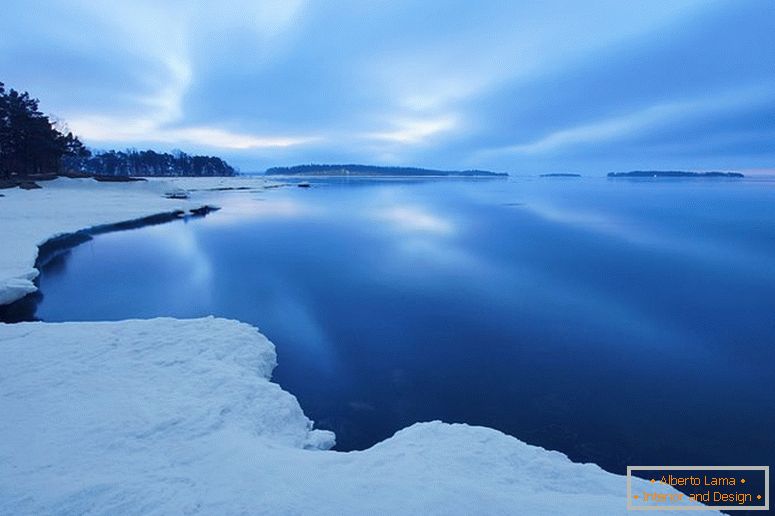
16, 176, 775, 474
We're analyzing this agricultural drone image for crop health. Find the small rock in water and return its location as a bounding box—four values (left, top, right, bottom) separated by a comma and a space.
190, 205, 220, 216
93, 175, 146, 183
165, 190, 190, 199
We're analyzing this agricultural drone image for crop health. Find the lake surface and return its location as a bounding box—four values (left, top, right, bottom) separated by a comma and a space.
16, 176, 775, 475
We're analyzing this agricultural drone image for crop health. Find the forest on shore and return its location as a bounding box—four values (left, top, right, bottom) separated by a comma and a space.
0, 81, 236, 179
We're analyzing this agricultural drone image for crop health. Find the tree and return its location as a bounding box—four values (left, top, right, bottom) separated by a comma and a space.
60, 131, 91, 159
70, 149, 236, 177
1, 81, 234, 179
0, 81, 89, 178
0, 82, 8, 176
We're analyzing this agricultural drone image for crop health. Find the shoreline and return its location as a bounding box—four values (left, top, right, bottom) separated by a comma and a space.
0, 177, 713, 514
0, 208, 218, 323
263, 174, 508, 179
0, 176, 271, 306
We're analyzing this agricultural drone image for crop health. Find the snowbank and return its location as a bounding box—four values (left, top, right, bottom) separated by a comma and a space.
0, 318, 713, 515
0, 178, 715, 514
0, 176, 271, 305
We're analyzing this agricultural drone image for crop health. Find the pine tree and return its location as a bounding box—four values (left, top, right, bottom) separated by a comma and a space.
0, 81, 89, 178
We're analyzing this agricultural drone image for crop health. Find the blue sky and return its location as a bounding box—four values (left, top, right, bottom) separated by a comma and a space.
2, 0, 773, 173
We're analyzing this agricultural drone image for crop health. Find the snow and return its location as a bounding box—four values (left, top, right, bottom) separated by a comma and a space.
0, 318, 711, 515
0, 177, 717, 514
0, 176, 272, 305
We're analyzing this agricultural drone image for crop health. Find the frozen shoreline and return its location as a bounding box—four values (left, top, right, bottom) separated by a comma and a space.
0, 318, 703, 514
0, 176, 271, 306
0, 178, 712, 514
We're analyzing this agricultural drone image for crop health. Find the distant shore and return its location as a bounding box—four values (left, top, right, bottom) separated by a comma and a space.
608, 171, 744, 178
265, 164, 508, 177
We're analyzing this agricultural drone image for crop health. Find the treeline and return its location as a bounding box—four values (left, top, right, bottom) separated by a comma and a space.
1, 80, 237, 178
0, 81, 89, 177
266, 164, 508, 177
64, 150, 237, 177
608, 171, 744, 178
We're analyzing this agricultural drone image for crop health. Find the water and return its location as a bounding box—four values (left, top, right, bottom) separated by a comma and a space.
16, 176, 775, 475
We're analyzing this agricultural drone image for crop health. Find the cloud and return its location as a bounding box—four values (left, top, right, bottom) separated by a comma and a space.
1, 0, 773, 171
484, 83, 775, 156
68, 115, 319, 150
365, 116, 459, 144
30, 1, 315, 151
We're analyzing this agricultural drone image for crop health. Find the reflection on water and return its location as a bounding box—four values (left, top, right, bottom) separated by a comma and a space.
23, 176, 775, 474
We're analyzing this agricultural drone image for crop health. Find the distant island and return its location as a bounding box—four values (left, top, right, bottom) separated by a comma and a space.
540, 173, 581, 177
608, 171, 744, 178
265, 164, 508, 177
65, 149, 237, 178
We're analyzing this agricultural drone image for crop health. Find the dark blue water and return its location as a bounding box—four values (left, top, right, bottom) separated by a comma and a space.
21, 176, 775, 475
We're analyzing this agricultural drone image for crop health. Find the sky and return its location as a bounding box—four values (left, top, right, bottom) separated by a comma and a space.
1, 0, 774, 174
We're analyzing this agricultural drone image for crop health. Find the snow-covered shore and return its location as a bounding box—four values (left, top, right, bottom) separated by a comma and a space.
0, 176, 269, 305
0, 318, 705, 515
0, 178, 713, 514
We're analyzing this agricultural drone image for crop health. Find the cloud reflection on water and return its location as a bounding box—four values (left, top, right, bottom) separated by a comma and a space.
373, 205, 455, 235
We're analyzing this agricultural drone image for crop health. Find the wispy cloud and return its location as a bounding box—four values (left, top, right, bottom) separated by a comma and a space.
50, 1, 314, 151
1, 0, 772, 170
485, 84, 775, 156
365, 116, 459, 145
68, 114, 318, 150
